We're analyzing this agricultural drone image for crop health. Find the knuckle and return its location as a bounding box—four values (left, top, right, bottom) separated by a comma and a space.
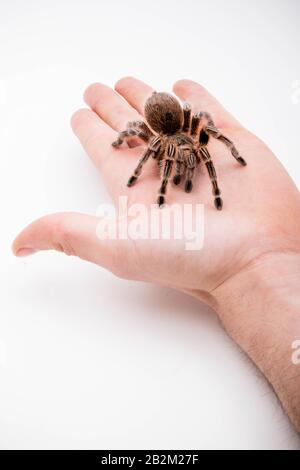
53, 217, 76, 257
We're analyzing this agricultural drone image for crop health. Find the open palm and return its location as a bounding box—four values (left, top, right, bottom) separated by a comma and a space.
13, 78, 300, 306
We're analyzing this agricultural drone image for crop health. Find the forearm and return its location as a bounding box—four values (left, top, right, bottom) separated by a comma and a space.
214, 252, 300, 431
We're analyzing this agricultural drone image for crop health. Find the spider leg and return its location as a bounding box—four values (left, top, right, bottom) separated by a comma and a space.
204, 124, 247, 166
129, 120, 154, 139
182, 102, 191, 132
192, 111, 213, 146
157, 142, 177, 207
112, 121, 154, 147
127, 136, 161, 187
190, 113, 201, 137
199, 147, 223, 210
184, 152, 197, 193
200, 111, 215, 126
173, 148, 185, 185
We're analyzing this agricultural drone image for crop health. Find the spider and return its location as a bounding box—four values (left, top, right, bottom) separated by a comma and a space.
112, 92, 247, 209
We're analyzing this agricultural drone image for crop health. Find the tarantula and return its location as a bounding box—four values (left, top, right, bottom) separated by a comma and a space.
112, 92, 247, 209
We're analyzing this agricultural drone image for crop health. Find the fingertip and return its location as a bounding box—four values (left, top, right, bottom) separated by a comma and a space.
12, 226, 32, 257
114, 76, 136, 93
83, 82, 99, 104
11, 213, 81, 259
173, 79, 207, 96
70, 108, 92, 132
173, 78, 191, 92
11, 237, 21, 256
14, 247, 37, 257
84, 82, 112, 107
12, 231, 37, 257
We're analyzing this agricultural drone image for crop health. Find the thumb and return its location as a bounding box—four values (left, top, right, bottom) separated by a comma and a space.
12, 212, 130, 276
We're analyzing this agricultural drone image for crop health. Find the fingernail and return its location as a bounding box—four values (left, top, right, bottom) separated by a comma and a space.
16, 247, 37, 257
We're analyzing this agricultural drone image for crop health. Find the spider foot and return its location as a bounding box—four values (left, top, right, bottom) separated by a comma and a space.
185, 180, 193, 193
230, 146, 247, 166
214, 197, 223, 210
173, 174, 181, 185
127, 175, 137, 187
157, 195, 165, 208
112, 139, 122, 147
236, 156, 247, 166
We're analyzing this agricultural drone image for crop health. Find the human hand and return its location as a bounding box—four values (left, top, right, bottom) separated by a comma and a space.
12, 77, 300, 305
12, 77, 300, 430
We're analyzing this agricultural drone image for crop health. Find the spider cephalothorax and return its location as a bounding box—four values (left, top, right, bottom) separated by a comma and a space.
112, 91, 247, 209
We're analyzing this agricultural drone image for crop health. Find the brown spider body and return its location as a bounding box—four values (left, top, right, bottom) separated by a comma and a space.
112, 92, 247, 209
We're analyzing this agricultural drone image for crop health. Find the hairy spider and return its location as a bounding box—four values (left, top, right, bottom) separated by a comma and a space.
112, 92, 247, 209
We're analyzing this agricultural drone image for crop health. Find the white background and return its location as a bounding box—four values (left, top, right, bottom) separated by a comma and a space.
0, 0, 300, 450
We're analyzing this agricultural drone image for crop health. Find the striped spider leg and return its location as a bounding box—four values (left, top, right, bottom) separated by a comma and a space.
199, 146, 223, 210
184, 151, 198, 193
127, 135, 162, 187
172, 147, 185, 186
201, 113, 247, 167
157, 141, 177, 207
112, 120, 154, 147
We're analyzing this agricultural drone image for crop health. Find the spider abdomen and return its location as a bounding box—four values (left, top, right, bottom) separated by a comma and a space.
144, 92, 183, 135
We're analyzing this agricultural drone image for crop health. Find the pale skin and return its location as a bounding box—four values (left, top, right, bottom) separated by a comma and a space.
12, 77, 300, 432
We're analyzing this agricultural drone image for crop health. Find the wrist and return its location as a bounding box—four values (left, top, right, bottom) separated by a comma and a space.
213, 251, 300, 431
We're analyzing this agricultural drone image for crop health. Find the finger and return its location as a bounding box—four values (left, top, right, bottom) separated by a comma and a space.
71, 108, 136, 196
84, 82, 142, 132
173, 79, 241, 128
115, 76, 154, 116
12, 212, 132, 278
71, 108, 116, 166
